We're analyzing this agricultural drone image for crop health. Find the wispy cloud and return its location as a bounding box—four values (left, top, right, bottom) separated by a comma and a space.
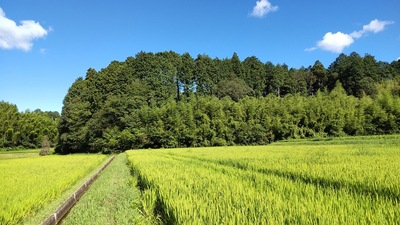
250, 0, 278, 18
363, 19, 394, 33
0, 8, 49, 51
351, 19, 394, 38
306, 19, 394, 53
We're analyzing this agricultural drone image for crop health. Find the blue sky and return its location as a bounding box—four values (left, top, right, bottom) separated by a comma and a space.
1, 0, 399, 112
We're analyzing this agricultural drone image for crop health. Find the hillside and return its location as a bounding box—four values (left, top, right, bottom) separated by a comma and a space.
52, 51, 400, 153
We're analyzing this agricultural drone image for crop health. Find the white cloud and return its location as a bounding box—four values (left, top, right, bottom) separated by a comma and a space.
0, 8, 48, 51
307, 19, 394, 53
250, 0, 278, 18
363, 19, 394, 33
350, 19, 394, 38
350, 30, 364, 39
316, 32, 354, 53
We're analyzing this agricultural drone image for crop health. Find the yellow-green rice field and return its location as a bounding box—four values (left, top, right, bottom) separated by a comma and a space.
0, 153, 107, 225
127, 135, 400, 224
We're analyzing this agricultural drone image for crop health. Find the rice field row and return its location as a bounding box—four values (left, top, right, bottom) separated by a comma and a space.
0, 153, 108, 225
126, 136, 400, 224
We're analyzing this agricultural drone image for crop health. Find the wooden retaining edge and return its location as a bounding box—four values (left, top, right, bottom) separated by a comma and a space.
41, 155, 115, 225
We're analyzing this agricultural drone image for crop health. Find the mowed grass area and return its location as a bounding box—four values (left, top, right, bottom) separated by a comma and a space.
0, 153, 108, 225
61, 154, 143, 225
126, 135, 400, 224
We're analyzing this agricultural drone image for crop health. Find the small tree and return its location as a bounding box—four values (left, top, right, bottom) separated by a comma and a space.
213, 76, 253, 101
39, 135, 50, 156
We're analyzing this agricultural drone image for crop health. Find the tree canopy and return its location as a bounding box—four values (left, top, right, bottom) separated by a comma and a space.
0, 102, 59, 149
53, 51, 400, 153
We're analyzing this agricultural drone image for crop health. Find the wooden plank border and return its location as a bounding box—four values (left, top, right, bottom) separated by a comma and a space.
41, 155, 115, 225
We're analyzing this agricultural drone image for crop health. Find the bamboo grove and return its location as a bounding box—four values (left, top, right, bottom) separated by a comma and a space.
0, 102, 59, 149
56, 51, 400, 153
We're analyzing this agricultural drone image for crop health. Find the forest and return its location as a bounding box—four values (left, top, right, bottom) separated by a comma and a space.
0, 102, 59, 149
54, 51, 400, 154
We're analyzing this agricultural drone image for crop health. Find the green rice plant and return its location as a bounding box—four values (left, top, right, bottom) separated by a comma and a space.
0, 154, 107, 225
168, 137, 400, 202
126, 136, 400, 224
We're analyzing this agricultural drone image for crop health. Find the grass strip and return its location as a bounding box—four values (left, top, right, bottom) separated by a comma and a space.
61, 154, 143, 225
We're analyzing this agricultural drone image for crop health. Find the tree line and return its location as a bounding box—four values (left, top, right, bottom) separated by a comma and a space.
0, 102, 59, 149
56, 51, 400, 153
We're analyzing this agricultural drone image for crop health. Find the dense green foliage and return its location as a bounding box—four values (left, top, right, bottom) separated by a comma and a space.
0, 101, 59, 149
126, 136, 400, 224
57, 51, 400, 153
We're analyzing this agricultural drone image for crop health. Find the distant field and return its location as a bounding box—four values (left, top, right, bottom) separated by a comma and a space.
0, 149, 40, 153
0, 149, 41, 160
127, 135, 400, 224
0, 153, 107, 225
